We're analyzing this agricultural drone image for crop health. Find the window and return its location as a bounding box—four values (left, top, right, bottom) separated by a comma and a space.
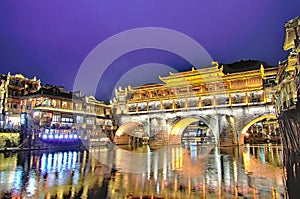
128, 105, 136, 112
163, 101, 172, 109
138, 103, 147, 111
62, 101, 68, 109
76, 115, 83, 123
249, 93, 262, 103
105, 119, 112, 126
52, 100, 57, 107
188, 99, 198, 107
119, 96, 125, 102
232, 95, 245, 104
86, 118, 94, 125
61, 116, 73, 123
105, 108, 111, 115
202, 98, 212, 106
52, 114, 61, 122
175, 100, 185, 109
74, 103, 82, 111
96, 118, 104, 125
99, 107, 104, 115
216, 97, 229, 105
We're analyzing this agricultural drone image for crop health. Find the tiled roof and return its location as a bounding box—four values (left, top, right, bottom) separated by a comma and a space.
23, 86, 83, 100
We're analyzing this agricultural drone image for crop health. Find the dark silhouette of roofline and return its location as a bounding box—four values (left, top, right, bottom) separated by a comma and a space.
219, 59, 276, 74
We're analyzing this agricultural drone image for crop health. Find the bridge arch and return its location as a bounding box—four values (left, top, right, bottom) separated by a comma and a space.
114, 121, 144, 144
169, 116, 218, 145
239, 114, 277, 145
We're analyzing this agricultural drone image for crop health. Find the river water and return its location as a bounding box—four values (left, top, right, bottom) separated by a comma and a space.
0, 144, 292, 198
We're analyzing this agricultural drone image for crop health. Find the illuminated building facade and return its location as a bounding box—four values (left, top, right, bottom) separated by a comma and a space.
0, 72, 116, 146
112, 61, 278, 146
272, 17, 300, 198
275, 17, 300, 153
21, 84, 115, 142
115, 62, 276, 113
275, 16, 300, 115
0, 73, 41, 128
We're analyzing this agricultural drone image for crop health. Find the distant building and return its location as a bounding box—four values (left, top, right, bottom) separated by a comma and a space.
0, 72, 116, 143
21, 84, 115, 140
0, 73, 41, 128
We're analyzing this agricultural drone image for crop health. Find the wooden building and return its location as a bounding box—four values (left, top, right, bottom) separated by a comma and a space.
113, 61, 278, 115
21, 84, 115, 141
0, 73, 41, 128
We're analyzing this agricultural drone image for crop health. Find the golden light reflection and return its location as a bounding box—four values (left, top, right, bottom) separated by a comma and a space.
240, 114, 277, 144
115, 121, 141, 136
242, 146, 283, 182
0, 153, 17, 171
170, 118, 199, 136
0, 144, 287, 198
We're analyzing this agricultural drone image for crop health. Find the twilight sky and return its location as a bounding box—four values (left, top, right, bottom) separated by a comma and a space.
0, 0, 299, 101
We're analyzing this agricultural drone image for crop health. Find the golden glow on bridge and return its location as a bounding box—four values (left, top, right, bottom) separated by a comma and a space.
112, 60, 278, 146
170, 118, 199, 136
115, 121, 142, 137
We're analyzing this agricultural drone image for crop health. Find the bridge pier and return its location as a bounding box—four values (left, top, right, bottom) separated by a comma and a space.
218, 115, 239, 147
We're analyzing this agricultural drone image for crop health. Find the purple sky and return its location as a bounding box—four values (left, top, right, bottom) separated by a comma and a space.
0, 1, 299, 101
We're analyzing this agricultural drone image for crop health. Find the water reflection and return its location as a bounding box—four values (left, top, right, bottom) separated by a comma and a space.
0, 144, 289, 198
283, 149, 300, 199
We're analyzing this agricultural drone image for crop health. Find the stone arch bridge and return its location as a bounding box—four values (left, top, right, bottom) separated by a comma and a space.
114, 104, 276, 146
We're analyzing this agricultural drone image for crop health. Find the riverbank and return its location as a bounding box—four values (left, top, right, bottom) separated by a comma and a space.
0, 140, 113, 153
0, 145, 87, 153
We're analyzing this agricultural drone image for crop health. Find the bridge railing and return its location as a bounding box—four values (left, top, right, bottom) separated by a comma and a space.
126, 96, 269, 114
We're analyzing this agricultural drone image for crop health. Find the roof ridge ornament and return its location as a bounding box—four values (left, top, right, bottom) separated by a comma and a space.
219, 65, 224, 77
260, 64, 265, 79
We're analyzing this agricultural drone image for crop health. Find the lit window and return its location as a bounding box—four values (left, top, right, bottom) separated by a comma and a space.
62, 101, 68, 108
76, 116, 84, 123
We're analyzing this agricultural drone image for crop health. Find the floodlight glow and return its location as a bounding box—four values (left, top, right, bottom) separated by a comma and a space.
33, 111, 40, 117
59, 135, 63, 139
55, 134, 59, 139
74, 134, 78, 139
49, 134, 53, 139
42, 134, 47, 139
69, 135, 73, 139
64, 135, 68, 139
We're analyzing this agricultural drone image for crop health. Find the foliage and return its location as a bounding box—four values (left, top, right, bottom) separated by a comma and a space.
0, 133, 20, 148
